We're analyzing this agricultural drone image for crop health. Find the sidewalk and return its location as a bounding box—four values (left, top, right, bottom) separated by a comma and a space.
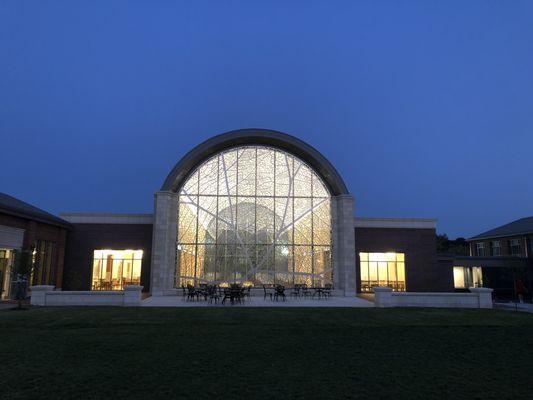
495, 302, 533, 313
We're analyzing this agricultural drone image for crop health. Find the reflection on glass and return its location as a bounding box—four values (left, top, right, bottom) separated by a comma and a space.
91, 249, 143, 290
359, 252, 406, 292
176, 145, 332, 287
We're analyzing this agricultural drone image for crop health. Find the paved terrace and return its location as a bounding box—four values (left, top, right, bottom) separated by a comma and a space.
142, 295, 374, 307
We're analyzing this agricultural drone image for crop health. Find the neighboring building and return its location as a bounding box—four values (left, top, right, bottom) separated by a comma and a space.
439, 217, 533, 301
0, 192, 71, 299
59, 129, 446, 296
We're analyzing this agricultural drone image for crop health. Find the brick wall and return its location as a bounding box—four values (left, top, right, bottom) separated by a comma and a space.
355, 227, 452, 292
62, 223, 153, 292
0, 212, 67, 288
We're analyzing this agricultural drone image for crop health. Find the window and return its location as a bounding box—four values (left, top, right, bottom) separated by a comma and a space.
91, 250, 143, 290
359, 252, 405, 292
491, 241, 501, 256
476, 242, 485, 256
453, 266, 483, 289
176, 146, 332, 287
32, 240, 55, 285
0, 249, 13, 299
509, 239, 522, 256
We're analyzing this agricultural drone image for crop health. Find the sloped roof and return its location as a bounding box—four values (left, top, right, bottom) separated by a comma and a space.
469, 217, 533, 240
0, 192, 71, 228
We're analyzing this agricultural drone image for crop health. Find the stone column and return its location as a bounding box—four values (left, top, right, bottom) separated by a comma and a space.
150, 191, 178, 296
332, 194, 356, 296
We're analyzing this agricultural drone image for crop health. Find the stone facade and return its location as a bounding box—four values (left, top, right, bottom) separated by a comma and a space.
150, 191, 178, 296
331, 195, 356, 296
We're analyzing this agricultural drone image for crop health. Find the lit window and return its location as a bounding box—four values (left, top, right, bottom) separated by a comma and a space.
453, 266, 483, 289
509, 239, 522, 256
359, 252, 405, 292
176, 146, 332, 287
0, 249, 13, 299
91, 250, 143, 291
476, 242, 485, 256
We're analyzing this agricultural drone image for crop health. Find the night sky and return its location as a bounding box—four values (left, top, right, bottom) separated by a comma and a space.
1, 1, 532, 238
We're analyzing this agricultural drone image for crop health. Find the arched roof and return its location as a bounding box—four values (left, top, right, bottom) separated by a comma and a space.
161, 128, 349, 196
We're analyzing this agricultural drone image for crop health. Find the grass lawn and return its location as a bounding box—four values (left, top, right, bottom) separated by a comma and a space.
1, 307, 533, 400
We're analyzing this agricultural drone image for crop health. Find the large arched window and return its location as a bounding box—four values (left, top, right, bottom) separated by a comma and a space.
176, 145, 332, 287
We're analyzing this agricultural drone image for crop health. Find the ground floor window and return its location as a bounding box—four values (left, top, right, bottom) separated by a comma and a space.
32, 240, 55, 285
359, 252, 405, 292
92, 250, 143, 290
453, 266, 483, 289
0, 249, 13, 299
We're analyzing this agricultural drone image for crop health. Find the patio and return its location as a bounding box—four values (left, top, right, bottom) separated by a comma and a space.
142, 291, 373, 307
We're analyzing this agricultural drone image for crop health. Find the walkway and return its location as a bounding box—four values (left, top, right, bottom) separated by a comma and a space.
142, 295, 374, 308
495, 302, 533, 313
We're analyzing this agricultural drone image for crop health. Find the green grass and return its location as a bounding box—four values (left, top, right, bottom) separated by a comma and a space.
1, 307, 533, 400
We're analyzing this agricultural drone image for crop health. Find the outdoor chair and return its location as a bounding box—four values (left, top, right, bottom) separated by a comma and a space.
263, 284, 273, 301
243, 285, 252, 300
300, 284, 311, 298
273, 285, 286, 302
290, 285, 300, 299
186, 284, 199, 301
323, 283, 332, 299
208, 285, 220, 304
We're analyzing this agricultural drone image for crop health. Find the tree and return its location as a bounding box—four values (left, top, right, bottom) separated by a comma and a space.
437, 234, 469, 256
11, 248, 36, 309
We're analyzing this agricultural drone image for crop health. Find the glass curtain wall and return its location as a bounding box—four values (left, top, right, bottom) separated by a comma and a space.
176, 145, 332, 287
91, 250, 143, 290
359, 252, 406, 292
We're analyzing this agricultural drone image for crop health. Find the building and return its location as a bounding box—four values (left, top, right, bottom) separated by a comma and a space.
0, 192, 71, 299
3, 129, 453, 299
57, 129, 447, 297
439, 217, 533, 301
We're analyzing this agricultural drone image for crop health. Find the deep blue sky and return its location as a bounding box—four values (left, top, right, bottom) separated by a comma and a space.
1, 1, 532, 238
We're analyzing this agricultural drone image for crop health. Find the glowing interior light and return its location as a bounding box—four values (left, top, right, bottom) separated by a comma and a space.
176, 145, 332, 287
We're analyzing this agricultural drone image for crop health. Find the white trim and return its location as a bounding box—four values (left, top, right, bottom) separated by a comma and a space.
354, 217, 437, 229
59, 212, 153, 225
0, 225, 25, 249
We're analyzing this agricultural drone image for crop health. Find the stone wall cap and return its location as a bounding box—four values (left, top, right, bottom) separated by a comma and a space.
30, 285, 55, 291
469, 287, 493, 292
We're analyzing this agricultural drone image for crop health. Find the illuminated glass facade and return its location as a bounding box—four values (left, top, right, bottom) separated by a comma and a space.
176, 145, 332, 287
91, 249, 143, 290
453, 266, 483, 289
359, 252, 406, 292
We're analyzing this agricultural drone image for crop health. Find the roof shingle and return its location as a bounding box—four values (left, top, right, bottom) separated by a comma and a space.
0, 192, 71, 228
469, 217, 533, 240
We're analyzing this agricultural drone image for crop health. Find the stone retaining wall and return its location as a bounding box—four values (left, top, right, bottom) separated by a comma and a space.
374, 286, 493, 308
30, 285, 143, 307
